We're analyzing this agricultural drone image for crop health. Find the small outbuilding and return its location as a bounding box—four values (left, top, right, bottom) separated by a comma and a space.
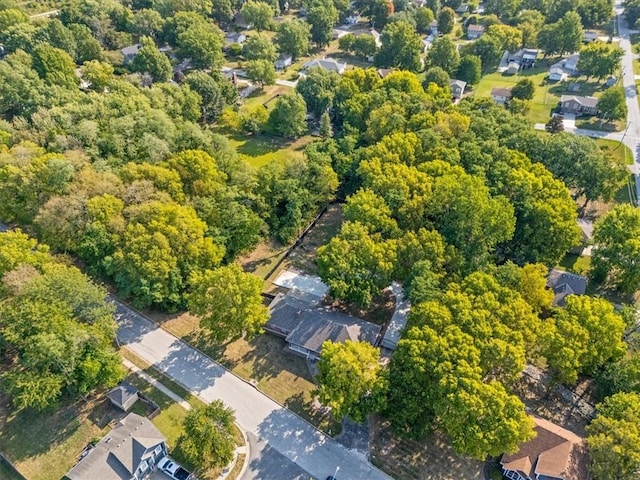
450, 79, 467, 99
275, 53, 293, 70
107, 383, 139, 412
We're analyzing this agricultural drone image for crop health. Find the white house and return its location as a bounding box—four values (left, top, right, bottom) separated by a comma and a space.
344, 12, 360, 24
275, 53, 293, 70
583, 31, 598, 43
491, 87, 512, 104
225, 32, 247, 46
549, 66, 567, 82
467, 24, 485, 39
303, 57, 347, 75
450, 79, 467, 99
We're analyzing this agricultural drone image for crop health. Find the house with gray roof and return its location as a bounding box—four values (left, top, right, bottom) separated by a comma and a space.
546, 269, 587, 307
65, 413, 167, 480
450, 79, 467, 99
303, 57, 347, 75
121, 44, 141, 64
560, 95, 599, 115
265, 292, 382, 359
107, 383, 139, 412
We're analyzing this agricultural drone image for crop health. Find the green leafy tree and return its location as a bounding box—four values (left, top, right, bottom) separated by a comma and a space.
375, 20, 423, 72
31, 44, 79, 89
185, 71, 237, 122
242, 34, 277, 61
82, 60, 114, 91
598, 86, 627, 122
0, 230, 52, 277
0, 8, 27, 31
164, 149, 227, 197
516, 9, 545, 47
511, 78, 535, 100
241, 0, 275, 31
591, 204, 640, 293
69, 23, 104, 63
541, 295, 626, 384
486, 24, 522, 52
246, 59, 276, 86
179, 401, 237, 470
318, 221, 397, 306
577, 0, 613, 28
539, 12, 583, 56
586, 392, 640, 480
342, 188, 399, 237
465, 33, 501, 69
187, 265, 268, 341
131, 36, 172, 82
426, 36, 460, 75
578, 41, 624, 81
319, 110, 333, 138
545, 114, 565, 133
415, 6, 435, 33
268, 92, 308, 138
275, 19, 311, 58
296, 66, 341, 117
133, 8, 165, 38
456, 55, 481, 85
423, 66, 451, 88
177, 23, 225, 69
211, 0, 235, 27
0, 264, 123, 410
316, 340, 387, 422
307, 0, 339, 47
437, 6, 455, 34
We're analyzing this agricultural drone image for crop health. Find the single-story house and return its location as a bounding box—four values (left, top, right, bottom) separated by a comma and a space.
121, 44, 141, 64
549, 67, 568, 82
456, 3, 469, 13
106, 383, 139, 412
564, 54, 580, 73
450, 79, 467, 99
583, 31, 599, 43
225, 32, 247, 46
332, 28, 350, 39
560, 95, 599, 115
275, 53, 293, 70
65, 413, 167, 480
546, 269, 587, 307
467, 24, 485, 39
265, 292, 382, 360
303, 57, 347, 75
491, 87, 512, 104
344, 12, 360, 24
377, 68, 393, 78
501, 416, 589, 480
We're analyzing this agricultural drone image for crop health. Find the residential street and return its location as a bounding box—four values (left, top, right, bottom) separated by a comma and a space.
112, 297, 393, 480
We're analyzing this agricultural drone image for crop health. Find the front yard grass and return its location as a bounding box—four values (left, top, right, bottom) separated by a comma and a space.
596, 138, 634, 165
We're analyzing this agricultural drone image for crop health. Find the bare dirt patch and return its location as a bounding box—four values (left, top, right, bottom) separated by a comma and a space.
370, 417, 483, 480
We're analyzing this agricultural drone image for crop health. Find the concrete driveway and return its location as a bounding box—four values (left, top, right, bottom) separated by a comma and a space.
113, 298, 392, 480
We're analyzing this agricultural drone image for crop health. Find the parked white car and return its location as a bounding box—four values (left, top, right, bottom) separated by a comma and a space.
158, 457, 192, 480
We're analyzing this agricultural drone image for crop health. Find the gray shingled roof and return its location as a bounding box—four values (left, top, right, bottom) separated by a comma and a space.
66, 413, 165, 480
560, 95, 598, 108
546, 269, 587, 307
106, 383, 138, 409
266, 293, 381, 356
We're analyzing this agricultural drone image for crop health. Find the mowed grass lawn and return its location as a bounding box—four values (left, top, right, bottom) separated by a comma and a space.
227, 134, 315, 169
474, 68, 557, 124
0, 363, 200, 480
596, 138, 634, 165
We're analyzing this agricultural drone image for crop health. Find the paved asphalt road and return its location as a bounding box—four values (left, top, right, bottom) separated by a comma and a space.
113, 298, 393, 480
617, 0, 640, 201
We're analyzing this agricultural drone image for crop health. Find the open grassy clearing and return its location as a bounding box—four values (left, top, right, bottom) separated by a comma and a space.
227, 133, 315, 169
596, 138, 634, 165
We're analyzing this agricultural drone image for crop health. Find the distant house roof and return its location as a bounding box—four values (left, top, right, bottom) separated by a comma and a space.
106, 383, 139, 411
121, 44, 141, 57
577, 218, 593, 241
546, 269, 587, 307
467, 24, 485, 33
549, 67, 566, 76
584, 31, 598, 41
303, 57, 347, 74
450, 79, 466, 90
369, 28, 382, 47
377, 68, 393, 78
491, 87, 513, 98
66, 413, 166, 480
560, 95, 598, 108
225, 32, 246, 44
266, 293, 381, 356
501, 417, 588, 480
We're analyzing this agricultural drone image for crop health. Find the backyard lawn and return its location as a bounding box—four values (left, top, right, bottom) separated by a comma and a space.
227, 133, 315, 169
596, 138, 634, 165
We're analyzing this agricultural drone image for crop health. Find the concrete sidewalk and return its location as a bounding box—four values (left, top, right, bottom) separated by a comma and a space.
113, 297, 393, 480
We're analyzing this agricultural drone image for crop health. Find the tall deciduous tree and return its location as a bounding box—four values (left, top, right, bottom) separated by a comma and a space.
591, 204, 640, 293
598, 86, 627, 122
318, 221, 397, 306
316, 340, 387, 422
511, 78, 535, 100
375, 20, 423, 72
179, 401, 237, 469
242, 34, 277, 61
275, 19, 311, 58
437, 6, 455, 34
240, 0, 275, 32
177, 23, 225, 69
586, 392, 640, 480
32, 44, 79, 89
307, 0, 339, 47
246, 59, 276, 86
456, 55, 481, 85
268, 92, 308, 138
426, 35, 460, 75
131, 36, 172, 82
541, 295, 627, 384
578, 41, 624, 81
187, 265, 268, 341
